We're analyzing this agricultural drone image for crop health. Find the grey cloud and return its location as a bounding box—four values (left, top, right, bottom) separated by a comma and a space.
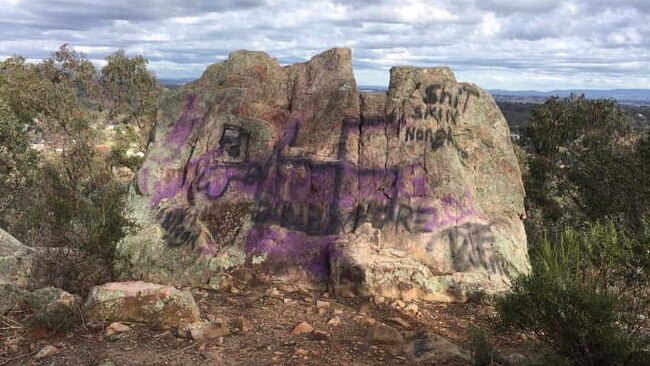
15, 0, 266, 29
0, 0, 648, 90
477, 0, 562, 14
499, 14, 564, 40
585, 0, 650, 13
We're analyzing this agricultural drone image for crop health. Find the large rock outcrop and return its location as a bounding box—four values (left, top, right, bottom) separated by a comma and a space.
118, 48, 528, 301
1, 228, 33, 313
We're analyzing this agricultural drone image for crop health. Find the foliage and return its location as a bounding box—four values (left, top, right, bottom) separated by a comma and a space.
101, 50, 161, 126
519, 95, 650, 239
108, 124, 145, 172
496, 222, 650, 366
466, 326, 501, 366
0, 54, 69, 221
100, 49, 163, 162
0, 45, 153, 295
26, 145, 132, 294
39, 44, 100, 105
0, 96, 39, 216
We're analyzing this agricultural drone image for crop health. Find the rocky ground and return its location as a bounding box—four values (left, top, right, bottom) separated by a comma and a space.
0, 278, 525, 366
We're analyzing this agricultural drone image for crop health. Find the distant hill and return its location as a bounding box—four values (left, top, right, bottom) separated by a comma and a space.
357, 85, 387, 93
490, 89, 650, 104
159, 78, 195, 89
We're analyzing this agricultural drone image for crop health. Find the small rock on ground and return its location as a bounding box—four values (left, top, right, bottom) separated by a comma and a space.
179, 321, 230, 341
83, 281, 200, 329
405, 331, 469, 365
405, 303, 419, 314
387, 317, 411, 328
291, 321, 314, 335
35, 345, 60, 360
105, 322, 132, 340
309, 330, 329, 341
327, 316, 341, 327
235, 317, 253, 332
294, 348, 309, 356
368, 324, 404, 345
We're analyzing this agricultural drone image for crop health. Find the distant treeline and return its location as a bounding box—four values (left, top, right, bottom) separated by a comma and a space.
498, 101, 650, 132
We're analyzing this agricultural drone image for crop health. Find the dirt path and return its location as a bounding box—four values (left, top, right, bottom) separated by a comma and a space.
1, 282, 494, 366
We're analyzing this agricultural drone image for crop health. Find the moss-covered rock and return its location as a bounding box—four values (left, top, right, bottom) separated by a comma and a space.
26, 287, 82, 331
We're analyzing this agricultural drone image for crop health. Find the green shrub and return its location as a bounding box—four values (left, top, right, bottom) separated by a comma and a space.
0, 46, 142, 296
108, 124, 145, 171
519, 95, 650, 238
496, 222, 650, 366
23, 144, 133, 295
466, 325, 501, 366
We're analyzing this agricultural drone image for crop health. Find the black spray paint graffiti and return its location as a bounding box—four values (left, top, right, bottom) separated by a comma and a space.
219, 125, 251, 162
151, 92, 505, 275
403, 83, 480, 153
157, 208, 199, 247
181, 115, 480, 237
154, 104, 481, 235
426, 221, 507, 275
404, 127, 449, 150
412, 83, 480, 124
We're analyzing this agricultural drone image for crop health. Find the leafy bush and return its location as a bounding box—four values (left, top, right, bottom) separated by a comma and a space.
519, 95, 650, 239
101, 49, 160, 123
0, 45, 150, 296
466, 326, 502, 366
108, 124, 145, 172
25, 145, 133, 295
496, 222, 650, 366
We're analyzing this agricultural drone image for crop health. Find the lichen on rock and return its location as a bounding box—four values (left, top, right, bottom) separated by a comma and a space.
83, 281, 200, 329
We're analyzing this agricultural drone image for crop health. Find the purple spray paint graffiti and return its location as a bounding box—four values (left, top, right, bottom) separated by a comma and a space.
165, 94, 198, 152
147, 88, 483, 276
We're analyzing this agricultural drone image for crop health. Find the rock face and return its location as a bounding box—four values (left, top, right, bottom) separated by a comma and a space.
0, 228, 33, 288
83, 281, 200, 329
26, 287, 82, 331
118, 48, 528, 301
0, 228, 33, 314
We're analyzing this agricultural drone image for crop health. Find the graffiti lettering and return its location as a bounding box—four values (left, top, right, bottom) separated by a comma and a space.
404, 127, 448, 150
157, 110, 481, 240
154, 95, 483, 254
426, 222, 505, 275
412, 84, 480, 123
194, 162, 262, 200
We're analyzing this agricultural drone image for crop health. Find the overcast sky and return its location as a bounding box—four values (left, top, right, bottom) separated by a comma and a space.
0, 0, 648, 90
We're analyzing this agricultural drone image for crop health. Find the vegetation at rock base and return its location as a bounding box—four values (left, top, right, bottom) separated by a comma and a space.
0, 44, 161, 295
478, 96, 650, 366
496, 223, 650, 365
465, 325, 502, 366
